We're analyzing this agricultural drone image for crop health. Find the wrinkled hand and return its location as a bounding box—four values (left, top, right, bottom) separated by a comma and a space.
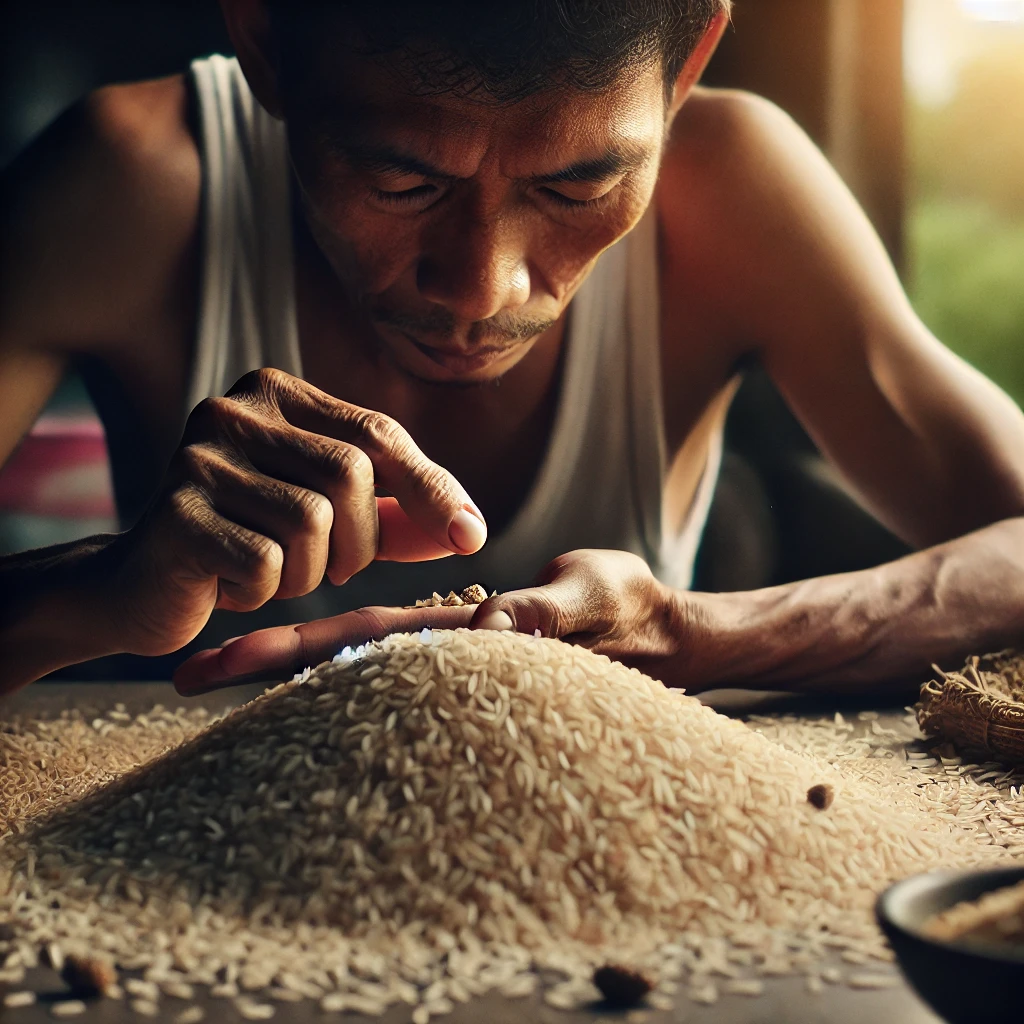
103, 368, 487, 659
173, 549, 689, 694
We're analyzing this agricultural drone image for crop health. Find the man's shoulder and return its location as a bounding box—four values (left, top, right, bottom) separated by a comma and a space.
651, 90, 791, 351
653, 87, 850, 340
75, 74, 202, 244
657, 86, 808, 234
665, 86, 786, 155
1, 73, 202, 357
649, 85, 865, 395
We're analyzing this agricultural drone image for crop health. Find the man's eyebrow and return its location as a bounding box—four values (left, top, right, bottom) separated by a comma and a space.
337, 140, 653, 183
533, 145, 653, 185
343, 143, 454, 180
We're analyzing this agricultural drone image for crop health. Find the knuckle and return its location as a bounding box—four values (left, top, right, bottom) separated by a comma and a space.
534, 590, 566, 634
349, 607, 390, 641
230, 366, 283, 398
254, 366, 283, 386
290, 487, 333, 532
536, 555, 569, 585
166, 482, 209, 525
559, 549, 594, 570
226, 527, 282, 578
410, 461, 459, 508
185, 395, 237, 437
358, 410, 407, 455
203, 395, 236, 422
176, 443, 220, 485
323, 443, 375, 488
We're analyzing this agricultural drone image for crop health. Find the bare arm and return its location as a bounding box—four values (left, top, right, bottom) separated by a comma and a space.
667, 517, 1024, 697
649, 92, 1024, 693
0, 80, 204, 693
661, 90, 1024, 548
0, 80, 201, 464
0, 537, 123, 689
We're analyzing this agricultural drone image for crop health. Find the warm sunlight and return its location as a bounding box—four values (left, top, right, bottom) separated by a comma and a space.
905, 0, 1024, 406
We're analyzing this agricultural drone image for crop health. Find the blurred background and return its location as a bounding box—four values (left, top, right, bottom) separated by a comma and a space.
905, 0, 1024, 406
0, 0, 1022, 663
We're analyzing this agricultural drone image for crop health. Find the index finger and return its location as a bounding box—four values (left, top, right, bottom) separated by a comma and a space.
172, 604, 477, 694
254, 374, 488, 556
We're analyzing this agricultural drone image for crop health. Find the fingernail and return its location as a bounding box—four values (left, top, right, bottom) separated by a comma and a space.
448, 506, 487, 553
474, 609, 513, 631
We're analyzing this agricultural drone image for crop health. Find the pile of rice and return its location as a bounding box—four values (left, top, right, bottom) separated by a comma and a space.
1, 628, 1022, 1019
0, 703, 213, 835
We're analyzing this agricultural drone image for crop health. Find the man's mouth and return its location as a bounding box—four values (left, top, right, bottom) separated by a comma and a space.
404, 334, 516, 375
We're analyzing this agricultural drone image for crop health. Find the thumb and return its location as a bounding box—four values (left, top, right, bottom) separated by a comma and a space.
375, 496, 487, 562
470, 562, 592, 638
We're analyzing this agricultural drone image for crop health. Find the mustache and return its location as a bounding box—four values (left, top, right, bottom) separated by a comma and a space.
371, 306, 556, 345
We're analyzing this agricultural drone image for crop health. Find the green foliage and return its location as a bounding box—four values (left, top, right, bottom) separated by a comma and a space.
907, 39, 1024, 408
908, 199, 1024, 408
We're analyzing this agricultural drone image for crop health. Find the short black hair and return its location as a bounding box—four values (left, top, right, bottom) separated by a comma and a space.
271, 0, 731, 104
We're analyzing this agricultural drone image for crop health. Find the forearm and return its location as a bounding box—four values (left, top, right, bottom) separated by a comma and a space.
671, 517, 1024, 697
0, 534, 123, 695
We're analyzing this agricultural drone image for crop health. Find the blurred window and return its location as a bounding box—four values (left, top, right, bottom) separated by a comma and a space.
905, 0, 1024, 406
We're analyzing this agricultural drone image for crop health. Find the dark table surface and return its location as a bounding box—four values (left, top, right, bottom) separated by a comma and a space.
1, 682, 946, 1024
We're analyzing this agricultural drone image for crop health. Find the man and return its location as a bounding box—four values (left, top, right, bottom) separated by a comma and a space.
2, 0, 1024, 697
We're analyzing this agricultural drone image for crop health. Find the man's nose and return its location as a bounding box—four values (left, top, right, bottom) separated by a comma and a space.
416, 212, 530, 324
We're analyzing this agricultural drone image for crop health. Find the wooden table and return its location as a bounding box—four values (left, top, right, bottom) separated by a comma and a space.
2, 682, 946, 1024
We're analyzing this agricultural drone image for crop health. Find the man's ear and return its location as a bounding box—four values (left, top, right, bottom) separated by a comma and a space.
218, 0, 284, 118
669, 11, 730, 115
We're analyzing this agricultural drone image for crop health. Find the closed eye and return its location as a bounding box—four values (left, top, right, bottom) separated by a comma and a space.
370, 184, 439, 207
541, 187, 614, 210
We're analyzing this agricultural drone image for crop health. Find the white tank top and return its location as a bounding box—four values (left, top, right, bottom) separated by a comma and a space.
186, 55, 722, 629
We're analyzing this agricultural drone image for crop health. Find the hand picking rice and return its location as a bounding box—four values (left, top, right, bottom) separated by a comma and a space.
1, 629, 1021, 1019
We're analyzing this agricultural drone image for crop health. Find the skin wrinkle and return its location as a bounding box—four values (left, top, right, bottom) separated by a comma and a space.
337, 139, 652, 189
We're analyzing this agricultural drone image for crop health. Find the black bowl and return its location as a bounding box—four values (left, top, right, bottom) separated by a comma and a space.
876, 866, 1024, 1024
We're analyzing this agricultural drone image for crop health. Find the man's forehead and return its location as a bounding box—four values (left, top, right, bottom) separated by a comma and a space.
295, 54, 667, 173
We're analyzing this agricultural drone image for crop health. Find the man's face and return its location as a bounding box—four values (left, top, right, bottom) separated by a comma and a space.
281, 44, 667, 384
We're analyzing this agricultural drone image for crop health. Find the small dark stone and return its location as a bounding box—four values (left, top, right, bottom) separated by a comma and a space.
807, 783, 835, 810
61, 955, 117, 998
593, 963, 654, 1007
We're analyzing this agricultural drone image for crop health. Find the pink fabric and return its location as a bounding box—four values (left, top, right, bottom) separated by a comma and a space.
0, 414, 116, 518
